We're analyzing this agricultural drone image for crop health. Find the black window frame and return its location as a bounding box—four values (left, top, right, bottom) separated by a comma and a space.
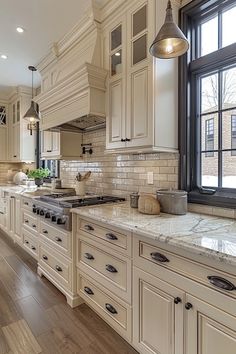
179, 0, 236, 208
205, 118, 214, 157
231, 114, 236, 156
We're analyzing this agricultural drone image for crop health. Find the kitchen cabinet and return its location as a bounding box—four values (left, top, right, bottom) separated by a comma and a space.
41, 130, 82, 160
14, 196, 22, 244
185, 294, 236, 354
9, 88, 36, 162
133, 267, 184, 354
104, 0, 178, 153
6, 195, 15, 239
0, 104, 8, 161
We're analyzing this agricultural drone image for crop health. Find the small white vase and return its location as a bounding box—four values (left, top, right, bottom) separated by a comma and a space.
75, 181, 86, 196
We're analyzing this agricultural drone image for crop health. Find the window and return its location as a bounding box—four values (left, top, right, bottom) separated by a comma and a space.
232, 115, 236, 155
0, 106, 6, 125
179, 0, 236, 207
205, 118, 214, 157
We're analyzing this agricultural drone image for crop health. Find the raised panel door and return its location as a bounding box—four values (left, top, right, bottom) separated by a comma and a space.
133, 267, 184, 354
52, 132, 60, 155
14, 197, 22, 243
185, 294, 236, 354
12, 124, 20, 160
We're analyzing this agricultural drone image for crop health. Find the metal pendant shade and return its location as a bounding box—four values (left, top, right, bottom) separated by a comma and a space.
23, 66, 40, 123
149, 0, 189, 59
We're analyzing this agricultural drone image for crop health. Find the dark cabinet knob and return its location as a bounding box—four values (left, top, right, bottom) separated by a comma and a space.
105, 303, 117, 314
32, 224, 37, 228
42, 229, 48, 234
25, 220, 29, 224
150, 252, 169, 263
56, 265, 62, 272
31, 246, 36, 251
46, 150, 52, 153
125, 138, 131, 142
84, 253, 94, 260
55, 237, 62, 242
174, 297, 182, 304
13, 155, 17, 158
43, 255, 48, 260
84, 224, 94, 231
24, 202, 29, 206
25, 240, 29, 244
185, 302, 193, 310
121, 139, 126, 142
84, 287, 94, 295
105, 233, 118, 241
106, 264, 118, 273
207, 276, 236, 291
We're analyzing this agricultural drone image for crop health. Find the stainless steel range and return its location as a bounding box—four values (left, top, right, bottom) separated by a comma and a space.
32, 193, 125, 231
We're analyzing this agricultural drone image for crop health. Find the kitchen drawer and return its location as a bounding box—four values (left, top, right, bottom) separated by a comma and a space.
77, 236, 131, 303
39, 243, 72, 291
22, 228, 38, 260
78, 218, 131, 256
22, 211, 38, 234
39, 221, 71, 258
134, 236, 236, 300
22, 198, 33, 211
77, 272, 131, 341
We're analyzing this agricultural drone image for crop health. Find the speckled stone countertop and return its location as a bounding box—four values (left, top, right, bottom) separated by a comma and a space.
72, 202, 236, 267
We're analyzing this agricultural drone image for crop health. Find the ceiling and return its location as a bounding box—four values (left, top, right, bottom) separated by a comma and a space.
0, 0, 108, 90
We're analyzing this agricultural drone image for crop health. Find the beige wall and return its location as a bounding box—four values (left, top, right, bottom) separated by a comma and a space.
0, 162, 35, 183
60, 129, 179, 197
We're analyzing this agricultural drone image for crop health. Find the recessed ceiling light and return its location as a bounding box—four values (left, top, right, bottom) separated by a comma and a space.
1, 54, 8, 60
115, 52, 121, 57
16, 27, 25, 33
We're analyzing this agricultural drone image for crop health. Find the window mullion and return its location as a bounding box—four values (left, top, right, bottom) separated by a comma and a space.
218, 70, 223, 188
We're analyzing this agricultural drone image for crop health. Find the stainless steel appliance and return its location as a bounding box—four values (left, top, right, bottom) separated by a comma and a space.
32, 193, 125, 231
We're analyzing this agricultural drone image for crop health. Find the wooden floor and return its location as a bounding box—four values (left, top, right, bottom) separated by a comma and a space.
0, 232, 138, 354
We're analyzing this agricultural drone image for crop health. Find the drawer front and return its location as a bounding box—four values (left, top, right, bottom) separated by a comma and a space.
39, 243, 71, 290
134, 237, 236, 300
22, 198, 33, 211
78, 218, 130, 254
78, 272, 131, 341
79, 240, 127, 291
23, 211, 38, 233
39, 221, 71, 258
22, 228, 38, 259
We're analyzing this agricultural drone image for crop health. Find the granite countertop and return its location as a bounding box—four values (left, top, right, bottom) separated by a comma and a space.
72, 202, 236, 267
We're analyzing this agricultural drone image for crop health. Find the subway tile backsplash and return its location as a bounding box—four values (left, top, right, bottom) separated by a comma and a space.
60, 129, 179, 197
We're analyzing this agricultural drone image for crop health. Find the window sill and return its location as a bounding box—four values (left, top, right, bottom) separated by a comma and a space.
188, 190, 236, 209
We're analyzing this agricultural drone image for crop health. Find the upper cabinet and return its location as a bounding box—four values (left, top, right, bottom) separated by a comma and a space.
41, 130, 82, 160
9, 88, 36, 163
0, 104, 8, 161
103, 0, 178, 153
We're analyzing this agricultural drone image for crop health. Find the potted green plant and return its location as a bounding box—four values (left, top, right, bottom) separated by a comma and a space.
27, 168, 51, 187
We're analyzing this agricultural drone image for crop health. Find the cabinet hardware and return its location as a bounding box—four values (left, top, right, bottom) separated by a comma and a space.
25, 220, 29, 223
13, 155, 17, 158
46, 150, 52, 153
43, 255, 48, 260
150, 252, 169, 263
121, 138, 126, 142
106, 264, 118, 273
24, 202, 29, 206
43, 229, 48, 234
32, 224, 37, 228
0, 212, 3, 214
105, 233, 118, 241
207, 276, 236, 291
84, 287, 94, 295
10, 196, 15, 199
125, 138, 131, 142
84, 253, 94, 260
185, 303, 193, 310
25, 240, 29, 244
105, 303, 117, 314
84, 224, 94, 231
31, 246, 36, 251
56, 265, 62, 272
55, 237, 62, 242
174, 297, 182, 304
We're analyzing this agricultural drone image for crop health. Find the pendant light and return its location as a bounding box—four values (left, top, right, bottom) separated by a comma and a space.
23, 65, 40, 135
149, 0, 189, 59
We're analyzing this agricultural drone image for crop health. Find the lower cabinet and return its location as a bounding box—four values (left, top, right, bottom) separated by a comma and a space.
185, 294, 236, 354
133, 267, 184, 354
14, 196, 22, 244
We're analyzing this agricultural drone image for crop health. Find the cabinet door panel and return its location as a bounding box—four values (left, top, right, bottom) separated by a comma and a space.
186, 294, 236, 354
133, 267, 184, 354
0, 128, 7, 160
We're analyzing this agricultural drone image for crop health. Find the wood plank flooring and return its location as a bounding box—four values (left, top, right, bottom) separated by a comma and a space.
0, 232, 138, 354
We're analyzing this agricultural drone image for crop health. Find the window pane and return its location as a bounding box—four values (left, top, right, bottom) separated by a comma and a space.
222, 6, 236, 48
111, 25, 122, 51
200, 16, 218, 56
222, 109, 236, 149
111, 50, 122, 76
222, 67, 236, 109
201, 114, 218, 152
0, 106, 6, 125
222, 151, 236, 188
232, 115, 236, 156
133, 5, 147, 37
201, 73, 218, 113
133, 34, 147, 65
201, 152, 218, 187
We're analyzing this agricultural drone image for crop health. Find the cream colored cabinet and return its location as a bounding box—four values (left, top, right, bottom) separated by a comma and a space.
133, 267, 184, 354
6, 195, 15, 239
14, 196, 22, 244
185, 294, 236, 354
0, 104, 8, 161
41, 130, 82, 160
9, 89, 36, 162
104, 0, 178, 153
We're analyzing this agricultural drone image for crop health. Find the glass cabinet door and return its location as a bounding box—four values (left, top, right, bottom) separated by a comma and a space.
0, 106, 7, 126
13, 103, 16, 124
110, 25, 122, 76
132, 5, 148, 66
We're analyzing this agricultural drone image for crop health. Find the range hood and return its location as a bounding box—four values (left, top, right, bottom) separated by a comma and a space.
35, 7, 108, 133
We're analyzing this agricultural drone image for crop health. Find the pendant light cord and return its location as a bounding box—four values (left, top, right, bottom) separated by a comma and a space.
31, 69, 34, 99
